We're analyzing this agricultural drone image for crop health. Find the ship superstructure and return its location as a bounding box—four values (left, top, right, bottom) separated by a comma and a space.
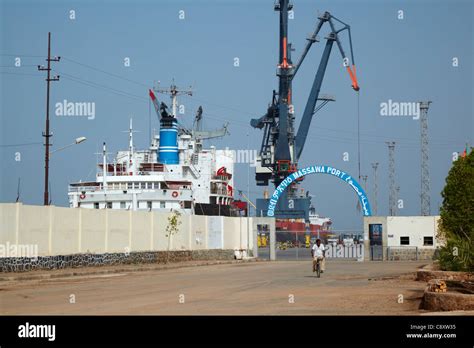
68, 84, 237, 216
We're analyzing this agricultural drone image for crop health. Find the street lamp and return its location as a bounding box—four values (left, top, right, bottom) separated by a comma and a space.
50, 136, 87, 155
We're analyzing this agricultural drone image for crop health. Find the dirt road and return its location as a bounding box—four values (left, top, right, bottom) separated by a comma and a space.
0, 260, 429, 315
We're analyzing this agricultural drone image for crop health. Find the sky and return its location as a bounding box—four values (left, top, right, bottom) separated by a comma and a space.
1, 0, 473, 233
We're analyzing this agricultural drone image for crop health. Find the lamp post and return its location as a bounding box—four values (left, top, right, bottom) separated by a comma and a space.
50, 137, 87, 155
45, 136, 86, 205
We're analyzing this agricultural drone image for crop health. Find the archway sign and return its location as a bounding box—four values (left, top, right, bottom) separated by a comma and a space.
267, 165, 372, 217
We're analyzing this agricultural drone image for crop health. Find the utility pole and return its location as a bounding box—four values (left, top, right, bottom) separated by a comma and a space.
420, 101, 432, 216
371, 162, 379, 216
38, 32, 60, 205
361, 174, 368, 191
386, 141, 396, 216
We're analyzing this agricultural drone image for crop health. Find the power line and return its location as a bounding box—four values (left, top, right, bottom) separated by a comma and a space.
54, 70, 148, 103
0, 65, 39, 67
1, 53, 467, 149
0, 71, 42, 77
0, 142, 42, 147
0, 69, 467, 150
0, 53, 45, 58
61, 57, 149, 88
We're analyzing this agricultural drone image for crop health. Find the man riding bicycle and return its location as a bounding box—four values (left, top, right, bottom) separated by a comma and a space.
311, 238, 326, 273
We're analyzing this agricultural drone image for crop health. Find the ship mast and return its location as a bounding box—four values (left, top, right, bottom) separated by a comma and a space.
103, 142, 107, 193
128, 118, 134, 175
153, 81, 193, 117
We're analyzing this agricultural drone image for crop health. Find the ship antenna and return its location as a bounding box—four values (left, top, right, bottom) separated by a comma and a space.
122, 118, 139, 175
129, 118, 133, 157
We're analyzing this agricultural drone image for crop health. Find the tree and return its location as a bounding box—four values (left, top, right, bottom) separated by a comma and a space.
437, 148, 473, 271
165, 209, 182, 264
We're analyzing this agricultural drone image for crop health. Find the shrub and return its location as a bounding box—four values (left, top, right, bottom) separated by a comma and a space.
437, 147, 473, 272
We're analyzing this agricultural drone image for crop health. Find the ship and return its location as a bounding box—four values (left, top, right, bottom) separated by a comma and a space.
68, 83, 241, 216
275, 206, 332, 244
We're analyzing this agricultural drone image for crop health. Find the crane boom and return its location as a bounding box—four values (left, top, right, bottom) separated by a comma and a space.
149, 89, 160, 117
293, 12, 359, 160
295, 37, 334, 160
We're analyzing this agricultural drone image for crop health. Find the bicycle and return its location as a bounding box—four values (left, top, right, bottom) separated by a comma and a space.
315, 257, 321, 278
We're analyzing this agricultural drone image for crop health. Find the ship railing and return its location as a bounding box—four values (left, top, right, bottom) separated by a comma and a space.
212, 175, 231, 181
69, 183, 193, 193
68, 185, 103, 192
210, 188, 229, 195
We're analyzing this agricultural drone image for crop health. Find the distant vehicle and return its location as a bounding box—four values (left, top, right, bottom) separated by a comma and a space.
343, 238, 354, 246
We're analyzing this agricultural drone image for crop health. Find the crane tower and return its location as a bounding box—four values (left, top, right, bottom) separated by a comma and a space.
251, 0, 359, 220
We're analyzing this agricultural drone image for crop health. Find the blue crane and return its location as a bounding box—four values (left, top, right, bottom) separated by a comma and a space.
251, 0, 359, 220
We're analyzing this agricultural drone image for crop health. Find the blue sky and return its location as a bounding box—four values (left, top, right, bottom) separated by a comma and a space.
1, 0, 473, 232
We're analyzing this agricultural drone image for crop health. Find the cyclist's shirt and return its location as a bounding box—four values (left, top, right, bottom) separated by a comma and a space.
312, 243, 325, 258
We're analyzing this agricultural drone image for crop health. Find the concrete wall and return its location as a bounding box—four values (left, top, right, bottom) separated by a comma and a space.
0, 203, 272, 257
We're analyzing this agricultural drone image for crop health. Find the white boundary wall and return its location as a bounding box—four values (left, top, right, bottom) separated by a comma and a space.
0, 203, 269, 257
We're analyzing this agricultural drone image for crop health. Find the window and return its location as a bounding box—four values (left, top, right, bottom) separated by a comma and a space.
423, 236, 434, 246
106, 202, 112, 209
400, 236, 410, 245
120, 202, 126, 209
147, 201, 152, 210
94, 202, 99, 209
160, 201, 165, 208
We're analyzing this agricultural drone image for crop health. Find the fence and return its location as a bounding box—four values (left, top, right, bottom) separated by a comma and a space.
257, 231, 364, 261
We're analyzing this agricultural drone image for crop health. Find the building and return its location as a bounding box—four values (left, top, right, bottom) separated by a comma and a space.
363, 216, 443, 261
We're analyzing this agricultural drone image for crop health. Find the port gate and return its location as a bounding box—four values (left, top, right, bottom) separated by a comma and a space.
258, 165, 371, 261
